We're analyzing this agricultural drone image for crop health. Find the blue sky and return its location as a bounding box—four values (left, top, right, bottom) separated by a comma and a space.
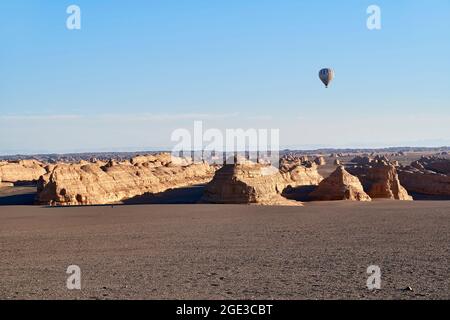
1, 1, 449, 154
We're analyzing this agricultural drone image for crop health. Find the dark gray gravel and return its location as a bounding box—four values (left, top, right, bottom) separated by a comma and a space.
0, 201, 448, 300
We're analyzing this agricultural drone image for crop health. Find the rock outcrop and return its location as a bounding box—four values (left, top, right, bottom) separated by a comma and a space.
398, 157, 450, 196
314, 156, 326, 166
202, 159, 323, 205
279, 159, 324, 187
347, 157, 412, 200
309, 166, 371, 201
412, 156, 450, 174
0, 175, 13, 188
201, 162, 296, 205
351, 156, 373, 165
129, 153, 192, 167
0, 160, 46, 183
36, 153, 215, 205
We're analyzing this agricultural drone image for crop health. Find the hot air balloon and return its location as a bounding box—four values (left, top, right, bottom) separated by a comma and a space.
319, 68, 334, 88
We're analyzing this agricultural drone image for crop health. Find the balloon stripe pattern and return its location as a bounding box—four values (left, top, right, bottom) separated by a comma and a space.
319, 68, 334, 88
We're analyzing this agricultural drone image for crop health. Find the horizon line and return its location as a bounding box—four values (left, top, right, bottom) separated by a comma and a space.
1, 146, 449, 158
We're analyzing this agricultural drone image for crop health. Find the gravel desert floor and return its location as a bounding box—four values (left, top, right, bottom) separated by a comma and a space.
0, 201, 448, 300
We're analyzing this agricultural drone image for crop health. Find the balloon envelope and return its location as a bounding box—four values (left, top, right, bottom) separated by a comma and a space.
319, 68, 334, 88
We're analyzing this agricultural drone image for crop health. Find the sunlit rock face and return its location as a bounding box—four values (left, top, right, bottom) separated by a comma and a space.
0, 159, 47, 183
201, 159, 323, 205
36, 153, 215, 206
398, 157, 450, 196
309, 166, 371, 201
347, 156, 412, 200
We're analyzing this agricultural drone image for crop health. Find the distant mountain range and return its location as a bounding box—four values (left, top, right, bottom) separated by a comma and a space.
0, 146, 449, 162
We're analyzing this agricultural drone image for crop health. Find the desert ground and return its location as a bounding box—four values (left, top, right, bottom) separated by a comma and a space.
0, 200, 448, 300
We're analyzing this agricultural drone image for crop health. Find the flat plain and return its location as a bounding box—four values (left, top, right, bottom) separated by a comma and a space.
0, 201, 448, 300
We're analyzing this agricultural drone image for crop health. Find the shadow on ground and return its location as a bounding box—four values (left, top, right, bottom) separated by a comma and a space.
0, 192, 36, 205
282, 185, 317, 202
2, 184, 450, 207
410, 193, 450, 201
0, 184, 37, 205
122, 185, 206, 204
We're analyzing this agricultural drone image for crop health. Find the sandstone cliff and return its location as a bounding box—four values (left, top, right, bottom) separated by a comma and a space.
0, 160, 47, 183
279, 159, 324, 187
202, 160, 323, 205
0, 175, 14, 188
309, 166, 371, 201
314, 156, 326, 166
347, 157, 412, 200
411, 156, 450, 175
36, 153, 215, 206
398, 157, 450, 196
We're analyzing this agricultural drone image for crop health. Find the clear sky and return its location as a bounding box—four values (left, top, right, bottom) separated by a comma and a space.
1, 0, 449, 154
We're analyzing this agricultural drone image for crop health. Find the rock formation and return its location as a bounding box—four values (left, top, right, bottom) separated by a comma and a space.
309, 166, 371, 201
129, 153, 192, 166
202, 159, 323, 205
398, 157, 450, 196
201, 162, 296, 205
412, 156, 450, 174
279, 159, 324, 186
314, 156, 326, 166
0, 160, 46, 183
0, 175, 13, 188
347, 157, 412, 200
351, 156, 373, 165
36, 153, 215, 205
299, 156, 309, 163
